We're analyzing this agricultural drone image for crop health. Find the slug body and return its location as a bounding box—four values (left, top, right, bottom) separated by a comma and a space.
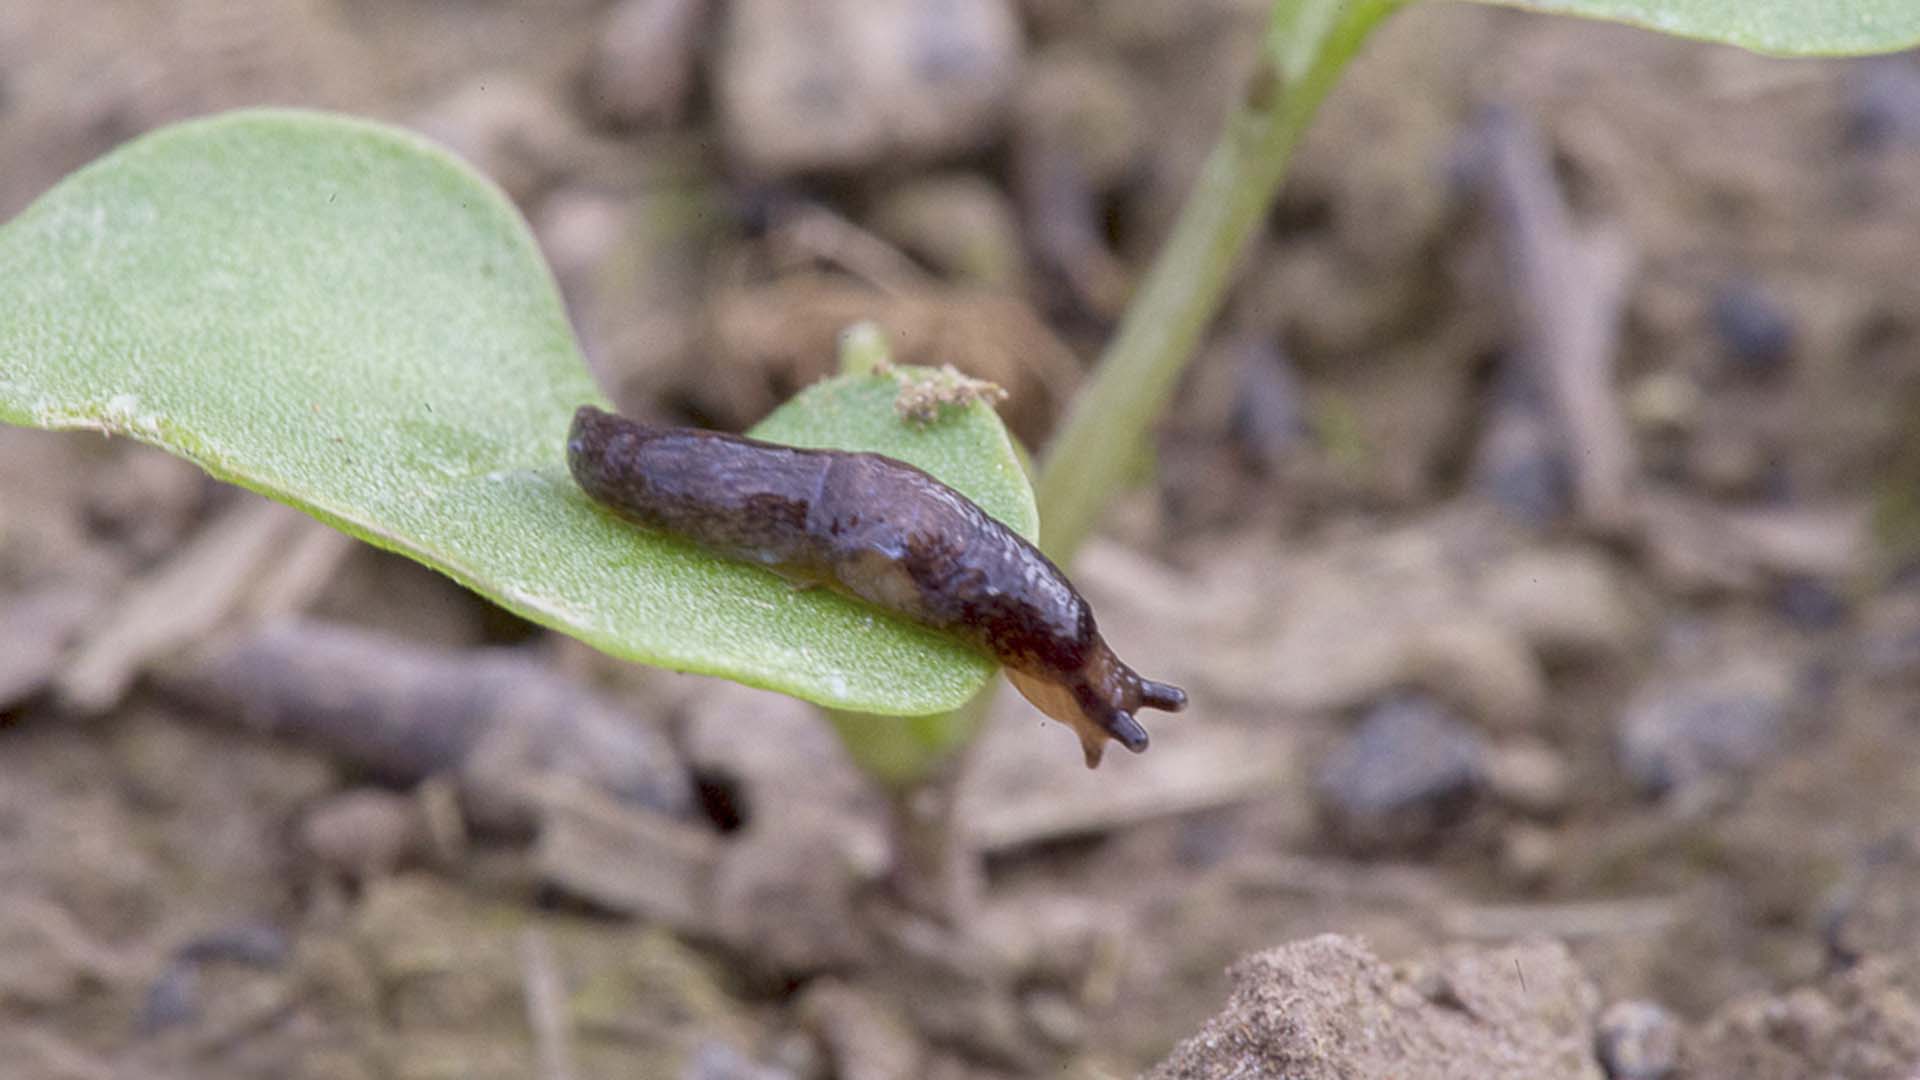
568, 405, 1186, 767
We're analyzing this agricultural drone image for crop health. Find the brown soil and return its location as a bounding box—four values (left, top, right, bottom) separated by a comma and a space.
5, 2, 1920, 1077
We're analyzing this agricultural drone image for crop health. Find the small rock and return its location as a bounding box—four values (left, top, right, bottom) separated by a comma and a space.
1627, 370, 1703, 437
1472, 368, 1572, 524
1818, 830, 1920, 967
1404, 620, 1548, 732
1687, 429, 1775, 500
1316, 697, 1485, 852
1146, 935, 1602, 1080
1229, 336, 1310, 474
869, 174, 1027, 290
1482, 549, 1640, 664
1484, 739, 1572, 819
709, 808, 883, 975
717, 0, 1022, 176
1775, 575, 1849, 629
1616, 661, 1794, 798
1685, 964, 1920, 1080
1845, 58, 1920, 149
1711, 279, 1795, 377
1498, 823, 1559, 890
1020, 988, 1086, 1051
1595, 999, 1682, 1080
587, 0, 709, 129
300, 788, 425, 885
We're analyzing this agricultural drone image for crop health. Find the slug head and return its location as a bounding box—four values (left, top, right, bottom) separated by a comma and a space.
1004, 644, 1187, 768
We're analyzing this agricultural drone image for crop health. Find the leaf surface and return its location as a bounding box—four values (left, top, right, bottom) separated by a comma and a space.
0, 109, 1035, 715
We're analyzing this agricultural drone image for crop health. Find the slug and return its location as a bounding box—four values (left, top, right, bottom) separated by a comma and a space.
567, 405, 1186, 767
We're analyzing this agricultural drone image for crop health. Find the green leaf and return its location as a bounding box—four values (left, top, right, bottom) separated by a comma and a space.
1455, 0, 1920, 56
0, 109, 1036, 716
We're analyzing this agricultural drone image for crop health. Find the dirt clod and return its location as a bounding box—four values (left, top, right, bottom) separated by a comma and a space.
1147, 934, 1603, 1080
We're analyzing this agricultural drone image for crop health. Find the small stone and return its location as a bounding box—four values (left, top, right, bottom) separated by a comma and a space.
586, 0, 708, 129
1774, 575, 1848, 630
1316, 697, 1485, 852
1482, 549, 1640, 664
1472, 369, 1571, 524
1617, 661, 1794, 798
1627, 370, 1703, 436
1229, 337, 1310, 474
1846, 59, 1920, 149
1817, 831, 1920, 966
1145, 935, 1603, 1080
1484, 739, 1572, 819
1687, 429, 1774, 500
717, 0, 1021, 177
1711, 279, 1795, 378
300, 789, 424, 885
1498, 824, 1558, 890
869, 174, 1027, 290
1595, 999, 1682, 1080
1404, 620, 1548, 732
1021, 988, 1086, 1051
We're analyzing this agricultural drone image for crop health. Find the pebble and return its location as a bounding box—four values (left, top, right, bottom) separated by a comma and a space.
299, 788, 424, 885
1482, 549, 1640, 664
1616, 661, 1793, 798
1404, 619, 1548, 733
717, 0, 1022, 177
585, 0, 708, 129
869, 174, 1027, 289
1229, 336, 1310, 474
1774, 574, 1849, 630
1594, 999, 1682, 1080
1021, 988, 1087, 1050
1627, 369, 1703, 437
1817, 831, 1920, 966
1711, 279, 1795, 378
1846, 58, 1920, 149
1687, 428, 1774, 500
1498, 823, 1559, 890
1484, 739, 1572, 819
1472, 369, 1571, 524
1316, 696, 1485, 852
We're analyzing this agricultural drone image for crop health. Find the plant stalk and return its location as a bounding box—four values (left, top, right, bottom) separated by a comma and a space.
824, 0, 1406, 923
1034, 0, 1408, 564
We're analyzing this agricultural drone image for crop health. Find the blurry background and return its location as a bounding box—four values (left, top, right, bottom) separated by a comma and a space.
4, 1, 1920, 1077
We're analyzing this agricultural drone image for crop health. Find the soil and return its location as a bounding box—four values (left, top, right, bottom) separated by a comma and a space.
5, 2, 1920, 1078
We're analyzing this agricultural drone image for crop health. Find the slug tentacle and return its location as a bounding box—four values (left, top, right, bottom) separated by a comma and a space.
567, 405, 1188, 767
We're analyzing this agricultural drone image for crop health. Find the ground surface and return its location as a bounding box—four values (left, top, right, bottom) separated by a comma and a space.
4, 2, 1920, 1077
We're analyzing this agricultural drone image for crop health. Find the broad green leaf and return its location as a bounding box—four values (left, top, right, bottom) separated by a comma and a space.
1454, 0, 1920, 56
0, 109, 1036, 716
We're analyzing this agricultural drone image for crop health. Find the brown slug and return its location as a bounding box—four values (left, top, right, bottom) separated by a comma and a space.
567, 405, 1186, 767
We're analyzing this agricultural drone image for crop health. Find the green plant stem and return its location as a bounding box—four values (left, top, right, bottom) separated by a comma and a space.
823, 0, 1406, 922
1034, 0, 1408, 564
